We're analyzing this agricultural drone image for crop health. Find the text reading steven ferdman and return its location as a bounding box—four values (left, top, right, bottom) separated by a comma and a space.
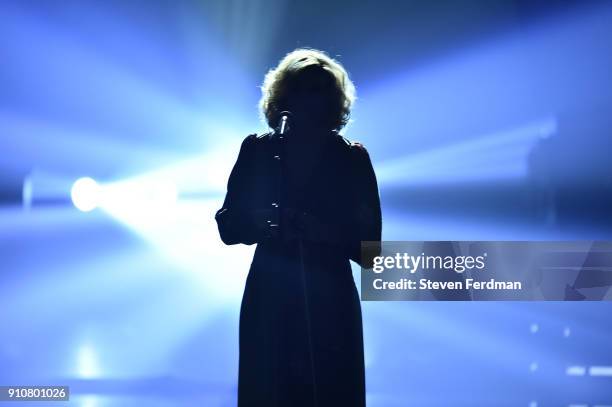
360, 241, 612, 301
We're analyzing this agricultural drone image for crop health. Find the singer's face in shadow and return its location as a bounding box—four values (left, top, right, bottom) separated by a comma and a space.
283, 65, 338, 133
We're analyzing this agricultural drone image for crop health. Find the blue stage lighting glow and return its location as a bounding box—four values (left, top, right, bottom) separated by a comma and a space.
98, 168, 253, 302
77, 343, 101, 379
375, 117, 556, 186
71, 177, 101, 212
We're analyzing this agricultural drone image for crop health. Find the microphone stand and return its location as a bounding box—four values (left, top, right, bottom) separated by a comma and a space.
272, 112, 319, 406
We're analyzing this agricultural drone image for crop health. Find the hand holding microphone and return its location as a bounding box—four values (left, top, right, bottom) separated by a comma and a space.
247, 207, 342, 244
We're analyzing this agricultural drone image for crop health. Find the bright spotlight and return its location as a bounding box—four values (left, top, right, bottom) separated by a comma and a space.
71, 177, 101, 212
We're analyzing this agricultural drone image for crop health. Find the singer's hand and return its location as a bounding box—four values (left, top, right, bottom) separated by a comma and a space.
282, 208, 344, 244
248, 208, 301, 242
248, 208, 280, 239
249, 207, 345, 244
247, 208, 301, 242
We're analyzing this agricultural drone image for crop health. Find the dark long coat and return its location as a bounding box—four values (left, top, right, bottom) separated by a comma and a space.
215, 130, 382, 407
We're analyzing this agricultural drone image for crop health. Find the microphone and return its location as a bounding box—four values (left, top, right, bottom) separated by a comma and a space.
268, 110, 292, 236
273, 109, 319, 405
276, 110, 293, 136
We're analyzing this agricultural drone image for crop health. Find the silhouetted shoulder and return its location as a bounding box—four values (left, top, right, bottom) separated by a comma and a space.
237, 132, 272, 154
350, 140, 369, 154
255, 131, 273, 141
336, 135, 370, 159
336, 134, 352, 147
237, 133, 257, 149
334, 134, 365, 151
241, 131, 273, 150
240, 131, 273, 144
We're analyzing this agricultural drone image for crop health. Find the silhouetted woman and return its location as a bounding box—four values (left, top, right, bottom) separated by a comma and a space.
215, 48, 382, 407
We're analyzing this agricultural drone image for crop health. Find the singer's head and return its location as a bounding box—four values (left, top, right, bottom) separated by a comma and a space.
259, 48, 356, 133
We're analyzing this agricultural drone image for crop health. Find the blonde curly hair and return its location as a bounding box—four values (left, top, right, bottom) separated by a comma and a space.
259, 48, 356, 132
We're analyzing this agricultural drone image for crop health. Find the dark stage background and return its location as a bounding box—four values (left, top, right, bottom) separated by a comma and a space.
1, 0, 611, 406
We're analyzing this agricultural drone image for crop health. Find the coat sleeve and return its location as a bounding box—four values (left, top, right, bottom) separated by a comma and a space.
214, 134, 261, 245
346, 142, 383, 268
